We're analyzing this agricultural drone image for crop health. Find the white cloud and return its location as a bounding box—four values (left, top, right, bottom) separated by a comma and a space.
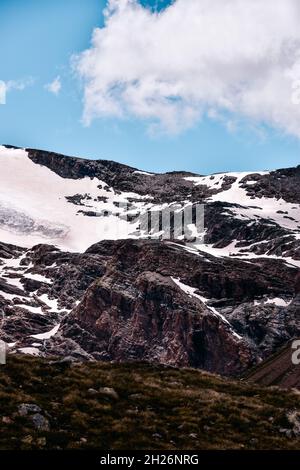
5, 77, 35, 92
0, 77, 34, 104
45, 76, 61, 95
74, 0, 300, 136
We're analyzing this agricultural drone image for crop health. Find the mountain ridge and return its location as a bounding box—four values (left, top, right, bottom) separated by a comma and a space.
3, 143, 300, 177
0, 144, 300, 381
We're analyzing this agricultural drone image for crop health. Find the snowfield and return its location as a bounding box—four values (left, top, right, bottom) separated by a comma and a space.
0, 146, 147, 251
1, 145, 299, 263
186, 171, 300, 232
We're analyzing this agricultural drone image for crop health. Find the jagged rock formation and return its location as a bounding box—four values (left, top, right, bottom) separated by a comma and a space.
1, 145, 300, 376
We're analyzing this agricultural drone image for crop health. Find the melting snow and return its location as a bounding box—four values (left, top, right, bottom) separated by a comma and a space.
133, 170, 154, 176
0, 291, 27, 301
193, 241, 300, 269
254, 297, 292, 307
209, 173, 300, 232
24, 273, 52, 284
16, 304, 45, 315
186, 170, 300, 233
38, 294, 62, 312
171, 277, 242, 339
18, 347, 40, 356
31, 323, 60, 340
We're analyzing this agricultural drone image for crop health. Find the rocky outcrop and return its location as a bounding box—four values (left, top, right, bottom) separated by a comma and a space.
59, 239, 297, 375
241, 166, 300, 204
1, 235, 299, 375
63, 268, 254, 376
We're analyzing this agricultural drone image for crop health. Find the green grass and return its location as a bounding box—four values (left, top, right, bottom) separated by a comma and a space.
0, 355, 300, 450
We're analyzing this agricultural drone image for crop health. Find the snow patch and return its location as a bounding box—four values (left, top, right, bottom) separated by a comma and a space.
254, 297, 291, 307
31, 323, 60, 340
171, 277, 242, 339
133, 170, 154, 176
18, 347, 40, 356
24, 273, 52, 284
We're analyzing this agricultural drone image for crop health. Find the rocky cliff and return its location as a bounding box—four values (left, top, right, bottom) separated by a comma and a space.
1, 145, 300, 377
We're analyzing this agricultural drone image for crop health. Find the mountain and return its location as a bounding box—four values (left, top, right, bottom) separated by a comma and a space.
1, 144, 300, 377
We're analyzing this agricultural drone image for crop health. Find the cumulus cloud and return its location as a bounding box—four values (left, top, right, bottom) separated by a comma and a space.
45, 76, 62, 95
74, 0, 300, 136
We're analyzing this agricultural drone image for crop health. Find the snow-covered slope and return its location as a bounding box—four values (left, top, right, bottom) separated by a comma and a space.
1, 145, 300, 259
1, 143, 300, 267
186, 171, 300, 231
0, 146, 152, 251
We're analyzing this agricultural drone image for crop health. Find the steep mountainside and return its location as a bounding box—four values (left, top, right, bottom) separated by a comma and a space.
1, 144, 300, 377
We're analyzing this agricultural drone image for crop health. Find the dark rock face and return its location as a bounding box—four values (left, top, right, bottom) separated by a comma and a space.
0, 242, 24, 260
63, 268, 253, 376
25, 147, 300, 207
59, 239, 298, 375
295, 272, 300, 295
0, 235, 299, 376
85, 239, 295, 302
241, 166, 300, 204
26, 147, 230, 203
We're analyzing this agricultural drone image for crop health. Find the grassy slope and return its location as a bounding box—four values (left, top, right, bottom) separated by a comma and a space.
0, 355, 300, 450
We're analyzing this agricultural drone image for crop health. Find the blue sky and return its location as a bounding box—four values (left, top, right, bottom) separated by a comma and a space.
1, 0, 300, 174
